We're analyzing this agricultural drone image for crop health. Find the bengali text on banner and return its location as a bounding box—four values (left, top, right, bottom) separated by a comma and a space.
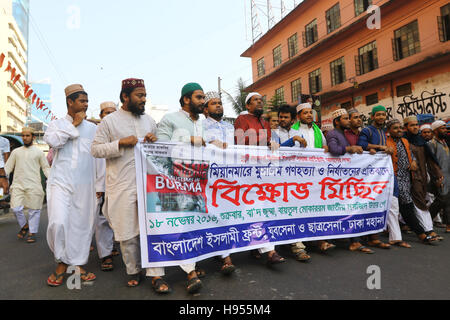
135, 142, 394, 268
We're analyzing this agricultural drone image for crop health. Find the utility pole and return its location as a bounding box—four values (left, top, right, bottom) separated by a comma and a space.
218, 77, 222, 98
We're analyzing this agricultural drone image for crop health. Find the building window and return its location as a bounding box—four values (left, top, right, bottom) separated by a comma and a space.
326, 3, 341, 34
309, 69, 322, 94
366, 93, 379, 105
356, 41, 378, 75
393, 20, 420, 61
273, 45, 282, 68
438, 4, 450, 42
341, 101, 352, 109
275, 86, 285, 103
330, 57, 346, 86
303, 19, 318, 47
288, 33, 298, 58
396, 83, 412, 97
257, 58, 265, 77
354, 0, 372, 16
291, 78, 302, 103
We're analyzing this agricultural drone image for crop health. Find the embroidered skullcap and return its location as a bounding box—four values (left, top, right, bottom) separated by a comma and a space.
431, 120, 446, 131
204, 91, 221, 105
296, 103, 312, 113
420, 124, 432, 131
386, 119, 401, 129
403, 115, 418, 124
122, 78, 145, 90
22, 127, 34, 134
331, 108, 348, 120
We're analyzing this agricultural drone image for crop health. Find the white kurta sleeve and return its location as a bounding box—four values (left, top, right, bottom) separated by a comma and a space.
44, 119, 80, 149
39, 151, 51, 178
4, 149, 16, 175
156, 115, 174, 142
91, 120, 123, 159
95, 158, 106, 193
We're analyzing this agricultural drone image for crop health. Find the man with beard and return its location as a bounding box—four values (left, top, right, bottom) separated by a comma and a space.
5, 127, 50, 243
403, 116, 443, 240
271, 104, 307, 148
326, 109, 363, 156
386, 119, 438, 246
357, 105, 393, 249
291, 103, 335, 253
45, 84, 97, 286
420, 124, 433, 142
92, 79, 181, 294
157, 82, 206, 146
269, 104, 310, 262
344, 109, 363, 146
428, 121, 450, 233
234, 92, 285, 265
234, 92, 273, 147
202, 91, 236, 274
291, 103, 328, 151
325, 110, 375, 253
203, 91, 235, 148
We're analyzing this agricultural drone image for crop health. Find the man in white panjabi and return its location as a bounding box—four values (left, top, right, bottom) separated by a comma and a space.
44, 84, 97, 287
5, 127, 50, 243
92, 102, 117, 272
94, 80, 204, 294
92, 79, 202, 295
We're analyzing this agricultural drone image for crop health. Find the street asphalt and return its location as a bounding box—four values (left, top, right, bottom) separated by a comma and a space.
0, 206, 449, 301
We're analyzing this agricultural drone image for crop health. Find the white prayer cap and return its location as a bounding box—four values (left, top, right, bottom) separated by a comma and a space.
431, 120, 446, 131
245, 92, 262, 105
204, 91, 221, 105
100, 101, 117, 111
331, 108, 348, 120
420, 124, 432, 131
296, 103, 312, 113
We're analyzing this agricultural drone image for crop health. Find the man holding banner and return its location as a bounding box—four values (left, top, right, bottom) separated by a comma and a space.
234, 92, 286, 265
325, 109, 375, 254
91, 79, 171, 292
157, 82, 206, 146
203, 91, 236, 274
357, 105, 393, 250
291, 102, 336, 253
386, 119, 438, 246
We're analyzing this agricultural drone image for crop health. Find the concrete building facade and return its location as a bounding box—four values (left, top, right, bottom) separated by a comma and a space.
0, 0, 29, 133
241, 0, 450, 127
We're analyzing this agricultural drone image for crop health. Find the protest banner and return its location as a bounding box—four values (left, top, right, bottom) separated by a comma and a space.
136, 142, 394, 268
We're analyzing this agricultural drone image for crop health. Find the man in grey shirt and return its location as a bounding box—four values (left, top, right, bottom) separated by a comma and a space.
428, 121, 449, 233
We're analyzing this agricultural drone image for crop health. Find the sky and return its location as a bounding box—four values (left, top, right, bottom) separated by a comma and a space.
27, 0, 264, 119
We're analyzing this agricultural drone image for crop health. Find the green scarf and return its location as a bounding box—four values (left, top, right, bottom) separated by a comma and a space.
291, 121, 323, 148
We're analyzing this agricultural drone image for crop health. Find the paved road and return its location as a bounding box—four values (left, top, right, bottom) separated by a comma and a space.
0, 206, 449, 301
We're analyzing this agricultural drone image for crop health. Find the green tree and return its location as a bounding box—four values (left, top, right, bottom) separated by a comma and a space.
222, 78, 248, 116
268, 92, 286, 113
